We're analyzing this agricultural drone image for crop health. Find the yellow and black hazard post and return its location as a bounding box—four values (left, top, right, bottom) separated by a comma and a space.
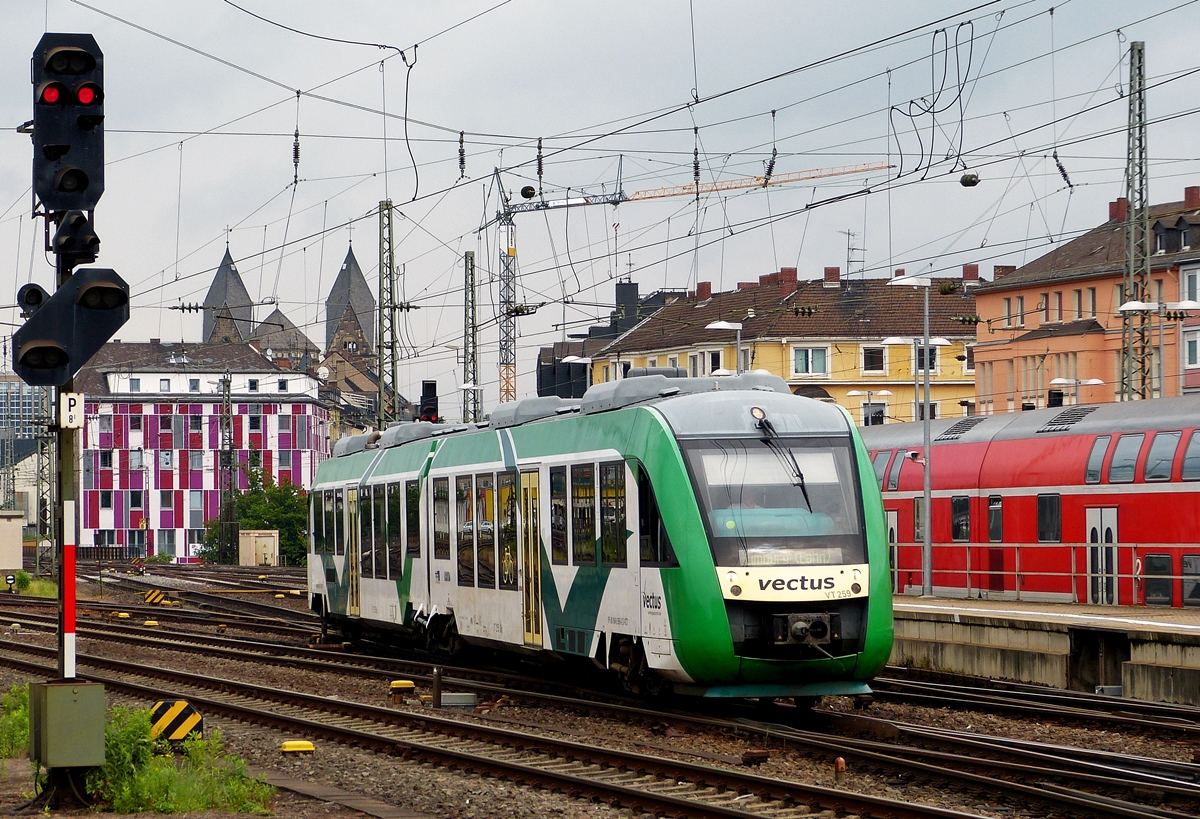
143, 589, 166, 605
150, 700, 203, 743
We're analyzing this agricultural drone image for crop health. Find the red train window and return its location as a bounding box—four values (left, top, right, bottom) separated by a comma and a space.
1144, 431, 1181, 482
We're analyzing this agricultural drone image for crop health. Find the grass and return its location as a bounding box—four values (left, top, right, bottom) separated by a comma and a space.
0, 685, 28, 758
21, 579, 57, 598
85, 707, 273, 814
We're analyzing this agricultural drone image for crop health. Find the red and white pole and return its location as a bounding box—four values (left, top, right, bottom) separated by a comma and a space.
60, 498, 76, 678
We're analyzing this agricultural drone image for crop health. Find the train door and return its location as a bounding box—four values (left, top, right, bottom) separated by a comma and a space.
347, 487, 361, 616
1086, 507, 1118, 605
886, 510, 899, 593
520, 470, 542, 647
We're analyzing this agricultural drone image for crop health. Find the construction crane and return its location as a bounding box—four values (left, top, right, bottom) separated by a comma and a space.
485, 159, 892, 403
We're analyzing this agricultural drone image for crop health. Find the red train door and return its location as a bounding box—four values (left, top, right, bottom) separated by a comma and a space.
1086, 507, 1118, 605
886, 510, 898, 593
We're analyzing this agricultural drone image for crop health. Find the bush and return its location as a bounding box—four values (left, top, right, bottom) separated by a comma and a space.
0, 685, 28, 757
86, 707, 273, 813
23, 579, 57, 598
12, 571, 30, 592
145, 553, 174, 565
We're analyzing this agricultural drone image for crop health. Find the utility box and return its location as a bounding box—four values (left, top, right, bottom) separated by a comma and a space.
0, 510, 26, 574
29, 681, 106, 768
238, 529, 279, 567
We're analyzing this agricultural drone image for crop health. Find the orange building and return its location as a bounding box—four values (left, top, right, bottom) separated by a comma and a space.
972, 186, 1200, 412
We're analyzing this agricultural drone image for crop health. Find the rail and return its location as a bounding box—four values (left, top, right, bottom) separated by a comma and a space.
889, 540, 1200, 607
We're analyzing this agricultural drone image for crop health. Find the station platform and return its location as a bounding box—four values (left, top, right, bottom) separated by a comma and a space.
890, 596, 1200, 705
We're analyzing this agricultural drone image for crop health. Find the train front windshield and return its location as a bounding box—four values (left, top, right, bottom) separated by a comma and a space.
683, 438, 865, 567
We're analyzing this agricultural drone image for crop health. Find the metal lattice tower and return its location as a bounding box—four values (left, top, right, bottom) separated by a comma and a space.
0, 428, 13, 511
217, 370, 238, 563
498, 210, 518, 404
1121, 41, 1152, 401
35, 387, 54, 574
377, 200, 400, 425
462, 251, 481, 422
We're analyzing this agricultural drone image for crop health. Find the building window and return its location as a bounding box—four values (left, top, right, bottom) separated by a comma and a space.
708, 351, 721, 373
667, 356, 678, 368
189, 491, 204, 528
1073, 289, 1083, 319
130, 415, 142, 430
964, 346, 975, 373
602, 365, 610, 382
1087, 287, 1097, 317
130, 378, 141, 392
1016, 296, 1025, 326
740, 348, 751, 372
1054, 292, 1063, 322
189, 415, 202, 432
99, 451, 112, 469
951, 496, 970, 541
1041, 292, 1050, 323
916, 346, 937, 371
1002, 298, 1012, 327
792, 347, 828, 375
130, 450, 143, 470
99, 490, 112, 509
99, 415, 113, 434
129, 491, 143, 510
278, 414, 290, 432
249, 415, 262, 432
1186, 330, 1199, 368
158, 529, 176, 557
1156, 231, 1166, 253
159, 378, 171, 392
189, 378, 200, 392
189, 451, 203, 471
862, 347, 884, 373
248, 379, 259, 393
688, 355, 698, 377
1185, 269, 1199, 302
917, 402, 938, 421
160, 490, 174, 509
647, 357, 658, 368
159, 451, 174, 470
1037, 494, 1061, 542
862, 402, 885, 427
278, 379, 288, 392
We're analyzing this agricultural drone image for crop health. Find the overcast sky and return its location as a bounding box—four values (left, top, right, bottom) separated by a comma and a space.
2, 0, 1199, 414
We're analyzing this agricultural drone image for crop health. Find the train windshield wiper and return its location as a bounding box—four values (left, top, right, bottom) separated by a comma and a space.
762, 437, 812, 513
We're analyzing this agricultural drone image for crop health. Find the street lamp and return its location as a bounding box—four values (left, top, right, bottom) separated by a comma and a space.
846, 389, 892, 426
1119, 299, 1200, 398
1048, 377, 1105, 405
705, 320, 743, 374
884, 268, 947, 597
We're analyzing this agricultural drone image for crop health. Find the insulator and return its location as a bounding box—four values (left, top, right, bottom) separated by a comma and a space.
764, 147, 777, 187
292, 129, 300, 185
537, 137, 543, 182
458, 131, 465, 177
693, 148, 700, 185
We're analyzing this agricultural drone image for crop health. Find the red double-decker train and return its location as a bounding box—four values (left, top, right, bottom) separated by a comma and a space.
858, 395, 1200, 608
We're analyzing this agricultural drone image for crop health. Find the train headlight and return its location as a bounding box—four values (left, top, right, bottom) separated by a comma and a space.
851, 583, 862, 594
730, 585, 742, 596
852, 569, 861, 581
726, 571, 738, 584
750, 406, 765, 421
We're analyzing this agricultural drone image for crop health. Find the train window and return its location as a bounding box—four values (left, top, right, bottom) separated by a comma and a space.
386, 483, 403, 578
1144, 431, 1181, 482
432, 478, 450, 560
913, 498, 924, 542
405, 481, 421, 557
456, 476, 475, 587
871, 451, 891, 489
1036, 494, 1061, 542
310, 493, 322, 554
1184, 432, 1200, 481
1143, 554, 1173, 606
372, 485, 386, 579
476, 473, 496, 589
1084, 436, 1110, 484
636, 462, 677, 567
951, 496, 970, 541
887, 451, 904, 491
359, 490, 373, 578
1107, 433, 1144, 483
571, 464, 597, 565
550, 467, 568, 565
497, 472, 518, 590
600, 461, 627, 566
334, 489, 345, 556
987, 496, 1003, 542
324, 491, 336, 555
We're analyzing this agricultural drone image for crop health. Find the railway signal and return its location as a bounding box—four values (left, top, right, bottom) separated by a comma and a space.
419, 380, 439, 422
32, 33, 104, 213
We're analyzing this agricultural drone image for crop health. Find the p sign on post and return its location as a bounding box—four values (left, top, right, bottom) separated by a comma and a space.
59, 393, 83, 429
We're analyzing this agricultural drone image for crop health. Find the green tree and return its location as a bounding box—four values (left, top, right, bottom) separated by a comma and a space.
202, 459, 308, 566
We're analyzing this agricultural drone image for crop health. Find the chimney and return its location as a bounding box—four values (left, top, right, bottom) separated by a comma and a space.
823, 266, 841, 288
1109, 197, 1128, 222
737, 282, 755, 290
696, 281, 712, 300
962, 264, 979, 288
759, 272, 779, 287
779, 267, 798, 299
993, 265, 1016, 279
894, 268, 905, 278
1186, 186, 1200, 210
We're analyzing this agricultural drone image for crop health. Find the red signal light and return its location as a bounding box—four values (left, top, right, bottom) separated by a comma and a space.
39, 84, 63, 104
76, 85, 97, 105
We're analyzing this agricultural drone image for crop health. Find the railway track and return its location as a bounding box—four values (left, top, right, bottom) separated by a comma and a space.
0, 642, 985, 819
3, 614, 1195, 818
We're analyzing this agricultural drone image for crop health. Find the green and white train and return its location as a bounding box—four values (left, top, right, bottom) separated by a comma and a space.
308, 371, 893, 699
